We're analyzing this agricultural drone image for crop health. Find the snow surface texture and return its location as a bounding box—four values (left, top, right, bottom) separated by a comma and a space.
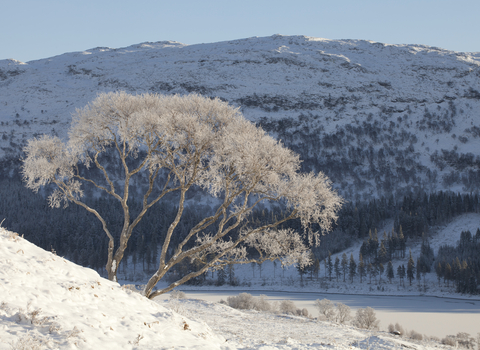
0, 227, 227, 349
0, 226, 456, 349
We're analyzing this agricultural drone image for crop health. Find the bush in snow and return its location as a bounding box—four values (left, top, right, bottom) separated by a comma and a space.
226, 293, 274, 312
335, 302, 351, 324
408, 330, 423, 341
314, 298, 336, 321
279, 300, 298, 315
227, 293, 256, 310
353, 307, 379, 330
169, 290, 186, 300
441, 336, 456, 347
254, 294, 274, 312
9, 333, 47, 350
315, 299, 350, 324
455, 332, 476, 349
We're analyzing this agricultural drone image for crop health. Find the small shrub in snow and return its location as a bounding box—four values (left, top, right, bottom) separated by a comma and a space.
128, 334, 144, 347
300, 308, 310, 317
279, 300, 297, 315
314, 298, 336, 321
441, 336, 456, 347
254, 295, 273, 312
168, 298, 187, 316
169, 290, 186, 300
353, 307, 379, 330
227, 293, 256, 310
335, 302, 351, 324
226, 293, 274, 312
408, 330, 423, 341
15, 303, 49, 327
455, 332, 475, 349
9, 333, 47, 350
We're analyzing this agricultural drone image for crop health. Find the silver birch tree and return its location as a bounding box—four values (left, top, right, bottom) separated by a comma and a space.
22, 92, 343, 298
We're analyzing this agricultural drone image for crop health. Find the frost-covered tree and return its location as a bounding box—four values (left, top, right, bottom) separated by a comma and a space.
353, 307, 379, 330
21, 92, 343, 299
335, 302, 351, 324
314, 298, 336, 321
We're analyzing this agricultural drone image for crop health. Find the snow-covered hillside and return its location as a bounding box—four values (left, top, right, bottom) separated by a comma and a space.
1, 35, 479, 198
0, 226, 227, 349
0, 225, 459, 349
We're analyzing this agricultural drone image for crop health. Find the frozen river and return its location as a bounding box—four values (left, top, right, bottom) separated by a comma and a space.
174, 290, 480, 339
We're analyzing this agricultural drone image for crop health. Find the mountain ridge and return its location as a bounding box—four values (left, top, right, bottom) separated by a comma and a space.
1, 34, 479, 199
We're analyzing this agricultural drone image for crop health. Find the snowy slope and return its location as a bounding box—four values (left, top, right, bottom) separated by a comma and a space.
1, 35, 480, 197
0, 225, 454, 349
0, 226, 229, 349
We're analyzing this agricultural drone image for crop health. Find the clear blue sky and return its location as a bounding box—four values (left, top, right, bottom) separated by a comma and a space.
2, 0, 479, 62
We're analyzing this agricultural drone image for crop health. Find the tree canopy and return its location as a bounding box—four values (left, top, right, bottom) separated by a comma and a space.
22, 92, 343, 298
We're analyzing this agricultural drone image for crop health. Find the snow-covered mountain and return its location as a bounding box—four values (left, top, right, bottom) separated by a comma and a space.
1, 35, 480, 198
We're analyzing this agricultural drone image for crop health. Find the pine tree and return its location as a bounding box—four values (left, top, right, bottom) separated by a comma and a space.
398, 227, 406, 258
445, 262, 452, 287
378, 263, 384, 284
452, 257, 461, 287
313, 258, 320, 280
367, 263, 373, 284
216, 267, 226, 286
371, 263, 379, 284
228, 263, 236, 286
407, 250, 415, 285
324, 258, 328, 278
341, 253, 348, 282
387, 261, 394, 283
132, 250, 137, 276
297, 259, 307, 284
378, 241, 388, 264
349, 254, 357, 283
397, 264, 405, 287
334, 256, 341, 282
257, 262, 263, 278
327, 252, 333, 281
416, 257, 421, 287
358, 253, 366, 283
435, 261, 443, 286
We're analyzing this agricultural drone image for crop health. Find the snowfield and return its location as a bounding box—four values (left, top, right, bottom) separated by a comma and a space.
0, 226, 463, 349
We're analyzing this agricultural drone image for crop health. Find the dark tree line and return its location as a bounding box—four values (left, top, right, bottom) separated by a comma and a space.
436, 229, 480, 294
1, 166, 479, 294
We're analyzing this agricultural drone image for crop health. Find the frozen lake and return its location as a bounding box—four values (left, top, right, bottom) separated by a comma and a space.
173, 290, 480, 339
